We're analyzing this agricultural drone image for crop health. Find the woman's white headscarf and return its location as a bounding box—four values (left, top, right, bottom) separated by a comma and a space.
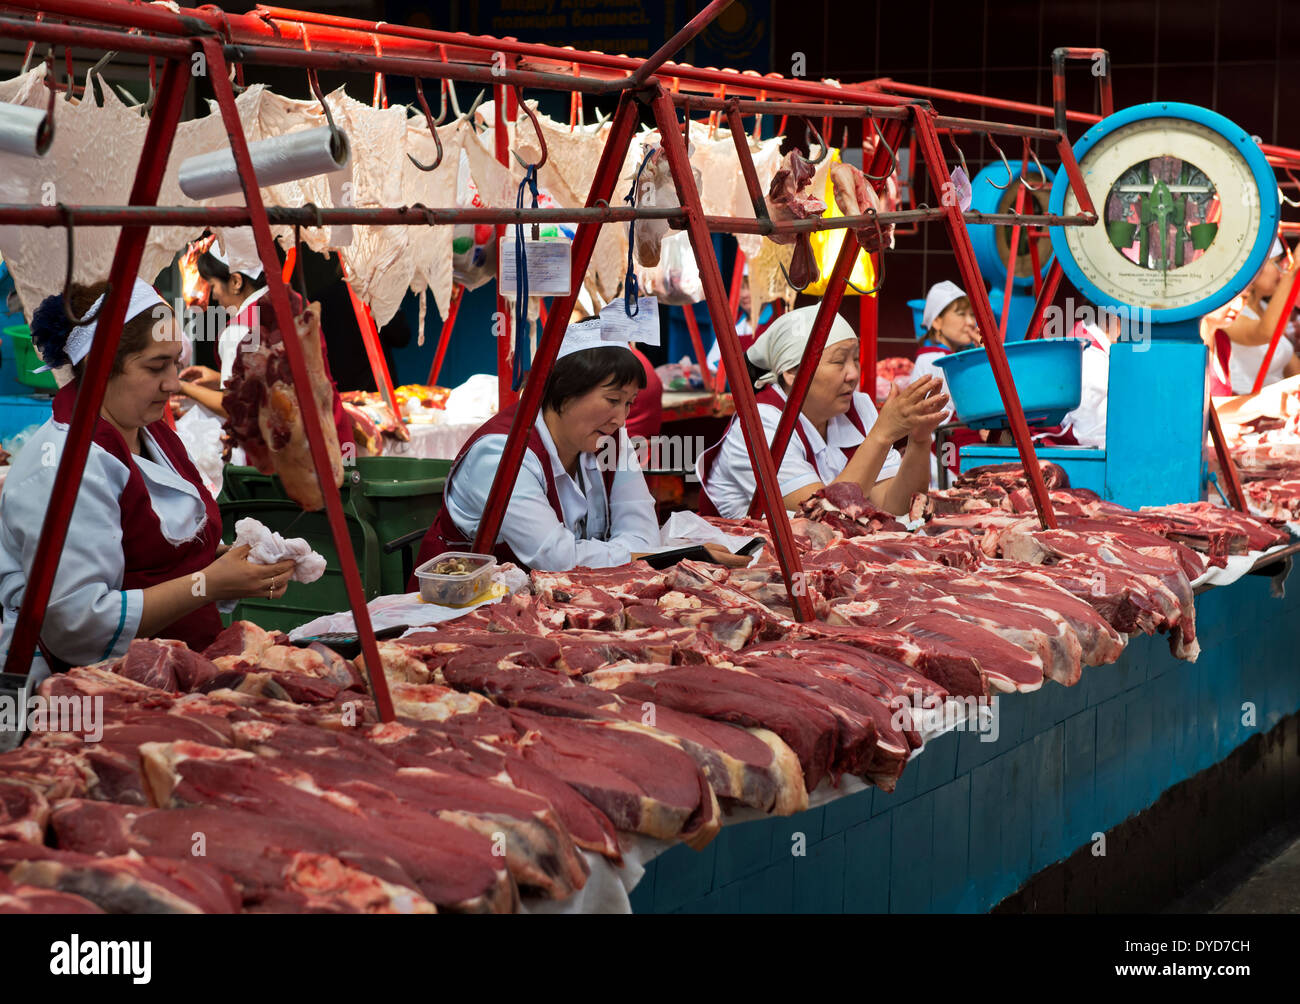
745, 303, 856, 389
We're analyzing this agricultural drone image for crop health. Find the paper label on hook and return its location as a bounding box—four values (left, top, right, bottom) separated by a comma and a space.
499, 236, 571, 296
599, 296, 661, 347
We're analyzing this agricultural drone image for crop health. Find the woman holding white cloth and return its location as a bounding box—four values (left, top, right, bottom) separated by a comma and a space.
698, 304, 948, 517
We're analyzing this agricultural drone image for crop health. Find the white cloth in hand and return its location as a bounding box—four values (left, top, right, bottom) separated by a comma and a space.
233, 517, 327, 583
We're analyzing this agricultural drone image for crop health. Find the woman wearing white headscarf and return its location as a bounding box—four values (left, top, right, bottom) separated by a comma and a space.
698, 304, 948, 518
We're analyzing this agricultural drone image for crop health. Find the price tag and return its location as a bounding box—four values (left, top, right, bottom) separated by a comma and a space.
499, 235, 572, 296
599, 296, 661, 347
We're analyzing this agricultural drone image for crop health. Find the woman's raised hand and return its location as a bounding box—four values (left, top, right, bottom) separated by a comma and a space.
873, 377, 951, 443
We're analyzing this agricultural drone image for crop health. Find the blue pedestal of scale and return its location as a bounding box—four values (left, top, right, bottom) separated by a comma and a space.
957, 321, 1209, 508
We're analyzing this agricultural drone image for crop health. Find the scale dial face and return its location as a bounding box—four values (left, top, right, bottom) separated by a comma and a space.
1058, 117, 1265, 312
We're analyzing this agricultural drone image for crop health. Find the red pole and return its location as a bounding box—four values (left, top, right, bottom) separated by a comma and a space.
199, 40, 395, 722
427, 284, 464, 385
1022, 258, 1064, 342
648, 84, 814, 621
748, 230, 862, 517
472, 92, 643, 554
627, 0, 734, 87
682, 305, 714, 384
1251, 267, 1300, 394
344, 280, 398, 409
999, 183, 1028, 341
2, 58, 191, 678
495, 76, 518, 408
860, 280, 878, 393
911, 106, 1057, 529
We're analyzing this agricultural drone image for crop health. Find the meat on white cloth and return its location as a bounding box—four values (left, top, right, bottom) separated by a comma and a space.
233, 518, 326, 584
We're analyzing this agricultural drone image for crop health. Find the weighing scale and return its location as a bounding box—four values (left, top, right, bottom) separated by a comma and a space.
958, 102, 1280, 509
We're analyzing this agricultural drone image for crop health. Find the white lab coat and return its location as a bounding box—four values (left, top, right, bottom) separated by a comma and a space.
444, 417, 660, 571
0, 416, 212, 680
701, 386, 902, 519
1061, 323, 1110, 448
908, 344, 958, 423
1226, 304, 1295, 394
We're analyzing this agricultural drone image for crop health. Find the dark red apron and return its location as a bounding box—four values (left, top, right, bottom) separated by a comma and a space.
411, 402, 617, 580
46, 383, 223, 665
696, 386, 869, 517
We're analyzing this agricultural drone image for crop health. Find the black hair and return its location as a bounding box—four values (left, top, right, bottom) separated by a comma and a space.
196, 248, 268, 291
542, 346, 647, 414
30, 281, 168, 381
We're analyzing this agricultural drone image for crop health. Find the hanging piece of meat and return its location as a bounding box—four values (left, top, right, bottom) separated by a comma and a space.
830, 161, 895, 254
766, 150, 826, 289
222, 302, 343, 511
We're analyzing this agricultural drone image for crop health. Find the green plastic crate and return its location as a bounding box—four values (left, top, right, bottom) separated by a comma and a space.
3, 325, 58, 392
218, 456, 449, 632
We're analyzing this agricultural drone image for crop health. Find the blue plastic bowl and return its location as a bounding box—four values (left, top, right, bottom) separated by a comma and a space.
932, 338, 1087, 430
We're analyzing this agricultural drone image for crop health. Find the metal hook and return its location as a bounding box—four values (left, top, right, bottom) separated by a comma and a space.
306, 67, 346, 162
1281, 168, 1300, 208
844, 210, 888, 295
1020, 139, 1048, 192
947, 132, 969, 178
862, 116, 899, 182
777, 259, 812, 293
985, 132, 1014, 190
511, 86, 548, 170
804, 117, 829, 165
59, 206, 108, 325
406, 77, 444, 172
37, 52, 56, 152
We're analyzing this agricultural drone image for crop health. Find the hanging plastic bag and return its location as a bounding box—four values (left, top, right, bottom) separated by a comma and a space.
636, 231, 703, 305
452, 149, 498, 291
804, 149, 879, 297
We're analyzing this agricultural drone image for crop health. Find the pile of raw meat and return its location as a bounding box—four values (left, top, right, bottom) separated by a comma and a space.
1, 468, 1287, 914
1218, 387, 1300, 521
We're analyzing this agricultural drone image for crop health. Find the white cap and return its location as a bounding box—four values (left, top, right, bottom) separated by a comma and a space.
1270, 236, 1285, 260
34, 278, 167, 373
922, 280, 967, 332
211, 228, 265, 280
557, 318, 635, 360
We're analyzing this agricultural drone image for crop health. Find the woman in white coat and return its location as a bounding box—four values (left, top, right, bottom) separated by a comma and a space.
1209, 239, 1300, 394
699, 304, 948, 518
414, 320, 747, 573
0, 278, 296, 680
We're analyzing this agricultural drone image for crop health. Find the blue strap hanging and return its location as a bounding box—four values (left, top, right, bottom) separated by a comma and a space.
512, 163, 540, 391
621, 146, 657, 317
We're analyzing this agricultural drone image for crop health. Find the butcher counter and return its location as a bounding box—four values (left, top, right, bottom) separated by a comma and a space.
621, 547, 1300, 913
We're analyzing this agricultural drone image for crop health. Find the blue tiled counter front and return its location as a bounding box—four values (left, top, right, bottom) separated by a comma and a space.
629, 571, 1300, 913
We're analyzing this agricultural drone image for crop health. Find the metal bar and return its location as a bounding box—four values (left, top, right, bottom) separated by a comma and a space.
673, 94, 912, 118
0, 13, 193, 56
911, 105, 1057, 529
627, 0, 734, 88
199, 38, 395, 723
1051, 47, 1111, 137
932, 115, 1067, 142
756, 230, 862, 516
1208, 405, 1249, 512
471, 91, 643, 555
0, 204, 1096, 230
681, 304, 714, 384
1051, 131, 1099, 220
427, 283, 465, 385
648, 84, 814, 622
1022, 258, 1065, 341
2, 57, 191, 680
724, 101, 772, 224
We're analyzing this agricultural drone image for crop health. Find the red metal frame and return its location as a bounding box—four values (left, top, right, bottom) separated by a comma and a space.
427, 283, 465, 386
0, 0, 1102, 670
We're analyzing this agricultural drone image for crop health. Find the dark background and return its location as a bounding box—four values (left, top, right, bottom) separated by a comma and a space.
3, 0, 1297, 382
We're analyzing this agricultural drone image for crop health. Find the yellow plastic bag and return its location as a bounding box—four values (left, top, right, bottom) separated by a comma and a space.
803, 149, 878, 297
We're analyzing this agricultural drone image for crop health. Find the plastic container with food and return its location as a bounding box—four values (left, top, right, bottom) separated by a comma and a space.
414, 551, 497, 607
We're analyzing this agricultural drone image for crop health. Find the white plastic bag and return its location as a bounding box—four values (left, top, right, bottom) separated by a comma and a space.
637, 231, 703, 305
